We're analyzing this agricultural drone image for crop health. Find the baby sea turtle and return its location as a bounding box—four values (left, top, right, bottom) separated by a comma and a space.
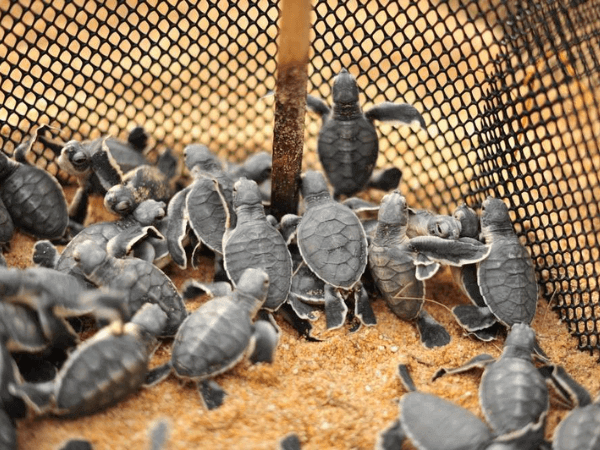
368, 191, 490, 348
283, 170, 374, 329
377, 364, 496, 450
167, 144, 236, 267
72, 240, 186, 337
432, 323, 549, 447
223, 178, 293, 312
451, 197, 538, 332
0, 126, 68, 240
145, 268, 278, 410
33, 199, 167, 286
9, 303, 167, 417
306, 68, 426, 198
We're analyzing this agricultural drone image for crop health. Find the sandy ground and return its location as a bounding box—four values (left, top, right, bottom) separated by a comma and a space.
3, 188, 598, 450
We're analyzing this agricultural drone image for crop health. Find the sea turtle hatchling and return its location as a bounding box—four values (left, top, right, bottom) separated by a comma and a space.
0, 126, 69, 240
306, 68, 426, 198
281, 170, 374, 330
451, 197, 539, 333
145, 268, 279, 410
166, 144, 236, 268
223, 178, 293, 312
9, 303, 167, 418
72, 240, 187, 337
432, 323, 550, 447
368, 191, 490, 348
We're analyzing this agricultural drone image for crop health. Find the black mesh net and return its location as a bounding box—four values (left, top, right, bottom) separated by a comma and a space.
1, 0, 599, 356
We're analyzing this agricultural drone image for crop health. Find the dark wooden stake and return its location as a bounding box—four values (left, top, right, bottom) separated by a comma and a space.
270, 0, 311, 220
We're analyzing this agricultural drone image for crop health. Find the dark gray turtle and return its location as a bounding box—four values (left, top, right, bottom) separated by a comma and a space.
285, 170, 374, 330
33, 199, 167, 286
145, 268, 278, 410
9, 303, 167, 417
306, 68, 426, 198
432, 323, 549, 447
0, 126, 68, 240
451, 197, 538, 332
166, 144, 236, 267
72, 240, 186, 337
368, 191, 490, 348
223, 178, 293, 312
377, 363, 498, 450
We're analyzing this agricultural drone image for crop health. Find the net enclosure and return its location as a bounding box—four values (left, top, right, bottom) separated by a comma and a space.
0, 0, 599, 358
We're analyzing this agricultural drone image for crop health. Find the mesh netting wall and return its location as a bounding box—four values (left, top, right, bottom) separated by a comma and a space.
1, 0, 599, 356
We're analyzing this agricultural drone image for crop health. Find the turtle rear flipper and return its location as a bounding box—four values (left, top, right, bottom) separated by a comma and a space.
366, 167, 402, 192
32, 240, 59, 268
324, 286, 348, 330
416, 310, 450, 348
364, 102, 426, 129
469, 325, 500, 342
144, 362, 173, 387
9, 380, 54, 414
306, 95, 331, 118
149, 418, 170, 450
198, 379, 226, 410
452, 304, 497, 331
354, 285, 376, 326
249, 320, 279, 364
287, 293, 319, 321
279, 433, 303, 450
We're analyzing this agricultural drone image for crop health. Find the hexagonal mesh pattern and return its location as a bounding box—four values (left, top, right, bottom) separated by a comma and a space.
1, 0, 599, 356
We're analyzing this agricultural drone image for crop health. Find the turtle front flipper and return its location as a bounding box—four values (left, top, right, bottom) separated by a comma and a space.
106, 225, 163, 259
540, 364, 592, 408
90, 140, 124, 190
32, 240, 60, 268
431, 353, 496, 381
198, 379, 227, 410
9, 380, 55, 414
375, 419, 406, 450
416, 310, 450, 348
324, 285, 348, 330
364, 102, 426, 129
145, 362, 173, 387
249, 320, 279, 364
306, 95, 331, 120
166, 188, 191, 269
409, 236, 491, 266
366, 167, 402, 192
36, 306, 79, 351
182, 279, 232, 300
452, 304, 497, 331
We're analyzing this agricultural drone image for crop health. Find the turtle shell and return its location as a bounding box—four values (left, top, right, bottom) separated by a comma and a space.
477, 238, 538, 326
171, 298, 252, 380
0, 198, 14, 244
224, 219, 292, 311
298, 201, 367, 289
54, 330, 150, 417
553, 403, 600, 450
480, 356, 548, 435
0, 164, 68, 239
317, 115, 378, 197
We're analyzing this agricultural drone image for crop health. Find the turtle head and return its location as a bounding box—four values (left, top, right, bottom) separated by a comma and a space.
427, 215, 461, 240
300, 171, 331, 204
127, 125, 149, 151
233, 178, 262, 209
105, 185, 136, 216
504, 323, 536, 357
130, 303, 168, 337
183, 144, 222, 173
332, 68, 359, 105
453, 203, 479, 239
72, 240, 108, 276
480, 197, 513, 236
236, 268, 270, 315
59, 140, 91, 175
132, 199, 166, 226
377, 191, 408, 227
242, 151, 272, 184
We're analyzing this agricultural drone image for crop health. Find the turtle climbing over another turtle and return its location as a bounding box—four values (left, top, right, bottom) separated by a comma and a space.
451, 197, 539, 334
367, 191, 490, 348
144, 268, 279, 410
223, 178, 293, 312
306, 68, 426, 198
281, 170, 375, 330
0, 126, 69, 241
166, 144, 236, 268
72, 240, 187, 337
9, 303, 167, 418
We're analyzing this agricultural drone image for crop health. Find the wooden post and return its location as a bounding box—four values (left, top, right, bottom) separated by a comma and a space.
270, 0, 311, 220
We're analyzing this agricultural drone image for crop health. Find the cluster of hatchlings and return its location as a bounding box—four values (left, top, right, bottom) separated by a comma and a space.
0, 70, 597, 450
